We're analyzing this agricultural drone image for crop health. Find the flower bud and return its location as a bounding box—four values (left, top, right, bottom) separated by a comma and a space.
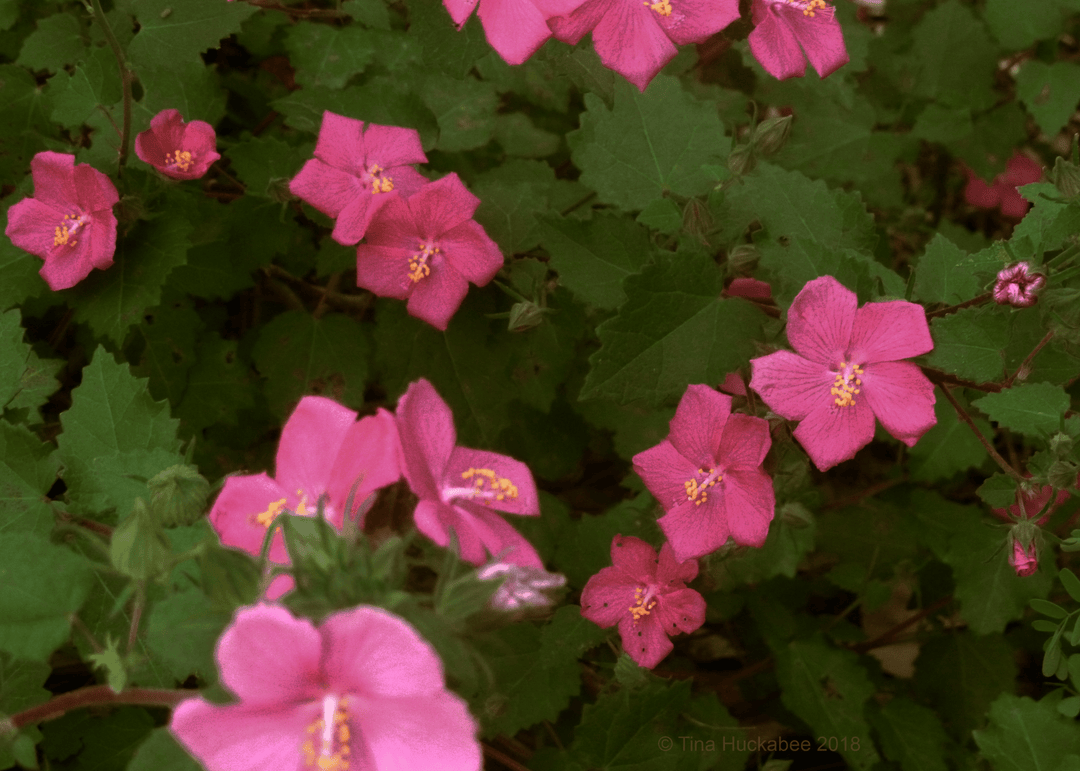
1050, 432, 1073, 459
727, 144, 756, 177
727, 244, 759, 272
682, 197, 713, 243
1051, 156, 1080, 199
1048, 461, 1079, 492
507, 301, 545, 332
1009, 537, 1039, 577
110, 498, 173, 582
993, 262, 1045, 307
478, 562, 567, 611
752, 115, 793, 157
147, 464, 210, 527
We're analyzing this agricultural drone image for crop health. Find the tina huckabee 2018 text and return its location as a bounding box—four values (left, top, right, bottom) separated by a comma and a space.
661, 736, 864, 752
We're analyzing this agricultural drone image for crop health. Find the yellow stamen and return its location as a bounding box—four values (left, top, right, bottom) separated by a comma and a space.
629, 586, 657, 622
831, 361, 864, 408
302, 696, 351, 771
168, 150, 194, 172
254, 498, 288, 527
53, 213, 83, 247
408, 242, 438, 283
643, 0, 672, 15
461, 467, 519, 502
367, 164, 394, 194
683, 467, 721, 506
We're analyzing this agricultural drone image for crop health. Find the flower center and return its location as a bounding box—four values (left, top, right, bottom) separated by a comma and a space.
831, 361, 864, 408
53, 212, 87, 248
629, 585, 658, 623
683, 467, 722, 506
642, 0, 672, 15
302, 695, 351, 771
781, 0, 828, 15
252, 489, 310, 527
442, 467, 519, 505
408, 242, 439, 283
167, 150, 195, 172
365, 164, 394, 194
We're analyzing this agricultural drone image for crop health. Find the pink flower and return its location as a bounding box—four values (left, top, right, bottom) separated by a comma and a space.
209, 396, 402, 599
632, 384, 775, 561
748, 0, 849, 81
134, 109, 220, 180
580, 535, 705, 669
4, 151, 118, 291
992, 480, 1070, 525
395, 378, 543, 568
1009, 537, 1038, 577
548, 0, 740, 92
289, 111, 428, 245
749, 275, 936, 471
964, 153, 1043, 218
993, 262, 1045, 308
445, 0, 586, 64
170, 604, 481, 771
478, 562, 567, 610
724, 277, 772, 301
356, 173, 502, 331
719, 372, 747, 396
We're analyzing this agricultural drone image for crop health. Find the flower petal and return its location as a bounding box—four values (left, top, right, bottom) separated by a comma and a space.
446, 447, 540, 516
209, 473, 290, 563
860, 361, 936, 446
453, 504, 545, 567
609, 533, 660, 579
313, 111, 367, 172
444, 0, 480, 27
617, 614, 672, 668
964, 172, 1000, 209
717, 413, 772, 470
5, 197, 62, 260
413, 499, 488, 564
396, 378, 456, 498
361, 123, 428, 169
633, 439, 700, 513
73, 159, 119, 211
657, 540, 697, 584
29, 151, 78, 211
406, 259, 470, 330
848, 300, 933, 363
785, 3, 848, 79
477, 0, 554, 65
580, 566, 633, 627
439, 219, 503, 287
792, 400, 876, 471
332, 190, 381, 246
275, 396, 359, 523
657, 0, 740, 47
656, 499, 729, 561
408, 173, 481, 238
548, 0, 611, 44
750, 350, 834, 421
592, 0, 677, 92
352, 692, 482, 771
362, 191, 420, 248
289, 159, 364, 218
786, 275, 856, 365
326, 408, 403, 524
719, 468, 774, 547
665, 384, 731, 466
215, 604, 323, 705
748, 0, 806, 80
655, 587, 706, 636
88, 209, 118, 268
356, 245, 414, 300
170, 699, 313, 771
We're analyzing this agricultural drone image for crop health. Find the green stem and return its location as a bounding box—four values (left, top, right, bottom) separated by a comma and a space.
90, 0, 133, 174
9, 685, 191, 729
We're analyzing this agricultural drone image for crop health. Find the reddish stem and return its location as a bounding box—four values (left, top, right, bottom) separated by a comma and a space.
925, 292, 992, 318
10, 686, 191, 729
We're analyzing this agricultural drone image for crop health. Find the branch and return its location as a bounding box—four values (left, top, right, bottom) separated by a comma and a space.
1004, 330, 1054, 387
939, 385, 1024, 482
922, 367, 1002, 394
482, 743, 532, 771
10, 686, 191, 729
850, 595, 954, 654
925, 292, 992, 319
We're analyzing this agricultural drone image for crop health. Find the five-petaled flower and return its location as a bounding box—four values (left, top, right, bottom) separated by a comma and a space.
170, 604, 482, 771
395, 378, 544, 568
632, 384, 775, 562
964, 152, 1043, 219
547, 0, 739, 91
134, 109, 221, 180
750, 275, 937, 471
356, 173, 503, 330
748, 0, 849, 81
208, 396, 402, 599
580, 535, 705, 669
993, 262, 1045, 308
443, 0, 586, 65
5, 151, 119, 291
290, 111, 428, 245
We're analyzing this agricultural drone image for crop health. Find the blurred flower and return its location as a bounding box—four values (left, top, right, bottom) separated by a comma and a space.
444, 0, 586, 64
992, 477, 1071, 525
208, 397, 402, 599
993, 262, 1045, 308
718, 371, 748, 396
134, 109, 220, 180
356, 173, 502, 331
170, 604, 481, 771
548, 0, 739, 91
478, 562, 566, 610
724, 276, 772, 300
5, 151, 118, 290
633, 384, 775, 561
290, 111, 428, 245
580, 535, 705, 669
750, 275, 936, 471
395, 378, 544, 568
963, 152, 1043, 219
748, 0, 849, 81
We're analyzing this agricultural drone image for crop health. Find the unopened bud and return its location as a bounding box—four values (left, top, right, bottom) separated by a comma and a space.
1051, 156, 1080, 199
993, 262, 1045, 307
1050, 432, 1074, 459
727, 244, 759, 272
1048, 460, 1079, 491
110, 498, 173, 582
682, 197, 713, 243
148, 464, 210, 527
752, 115, 793, 156
727, 144, 756, 177
507, 301, 545, 332
1009, 520, 1040, 577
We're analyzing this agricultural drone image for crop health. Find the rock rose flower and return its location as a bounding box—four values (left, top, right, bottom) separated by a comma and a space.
170, 604, 481, 771
5, 151, 118, 291
993, 262, 1045, 308
395, 378, 543, 568
356, 173, 503, 331
289, 111, 428, 245
548, 0, 739, 91
964, 152, 1043, 219
580, 535, 705, 668
748, 0, 849, 81
632, 384, 775, 561
208, 396, 402, 599
134, 109, 220, 180
444, 0, 586, 64
750, 275, 936, 471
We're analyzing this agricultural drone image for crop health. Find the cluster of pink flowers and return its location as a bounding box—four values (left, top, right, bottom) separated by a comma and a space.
444, 0, 847, 90
290, 111, 503, 330
963, 152, 1043, 219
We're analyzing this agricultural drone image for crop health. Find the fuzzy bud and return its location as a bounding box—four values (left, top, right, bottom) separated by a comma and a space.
507, 301, 545, 332
110, 498, 173, 582
752, 115, 793, 157
727, 144, 756, 177
148, 464, 210, 527
682, 197, 713, 243
727, 244, 759, 272
1050, 432, 1074, 459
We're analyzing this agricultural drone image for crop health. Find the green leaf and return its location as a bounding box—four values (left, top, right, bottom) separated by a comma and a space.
635, 198, 682, 235
774, 635, 881, 771
175, 332, 255, 433
1031, 598, 1069, 618
69, 215, 192, 346
56, 346, 182, 516
471, 160, 556, 254
145, 588, 230, 684
227, 135, 312, 199
131, 293, 203, 407
568, 75, 728, 211
0, 64, 54, 181
553, 493, 661, 590
421, 73, 497, 152
909, 393, 991, 482
954, 101, 1029, 180
127, 728, 203, 771
912, 104, 973, 144
913, 235, 1000, 306
713, 507, 816, 586
925, 306, 1009, 383
48, 46, 122, 129
41, 706, 155, 771
0, 421, 59, 538
127, 0, 257, 68
913, 632, 1017, 741
977, 472, 1018, 509
494, 112, 561, 158
1015, 62, 1080, 137
985, 0, 1067, 50
580, 250, 766, 406
973, 694, 1080, 771
284, 22, 376, 89
343, 0, 391, 29
1060, 569, 1080, 603
972, 383, 1070, 439
408, 0, 488, 79
911, 0, 996, 111
0, 533, 93, 660
16, 12, 87, 74
1011, 184, 1080, 260
868, 697, 950, 771
138, 60, 227, 126
252, 311, 371, 420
